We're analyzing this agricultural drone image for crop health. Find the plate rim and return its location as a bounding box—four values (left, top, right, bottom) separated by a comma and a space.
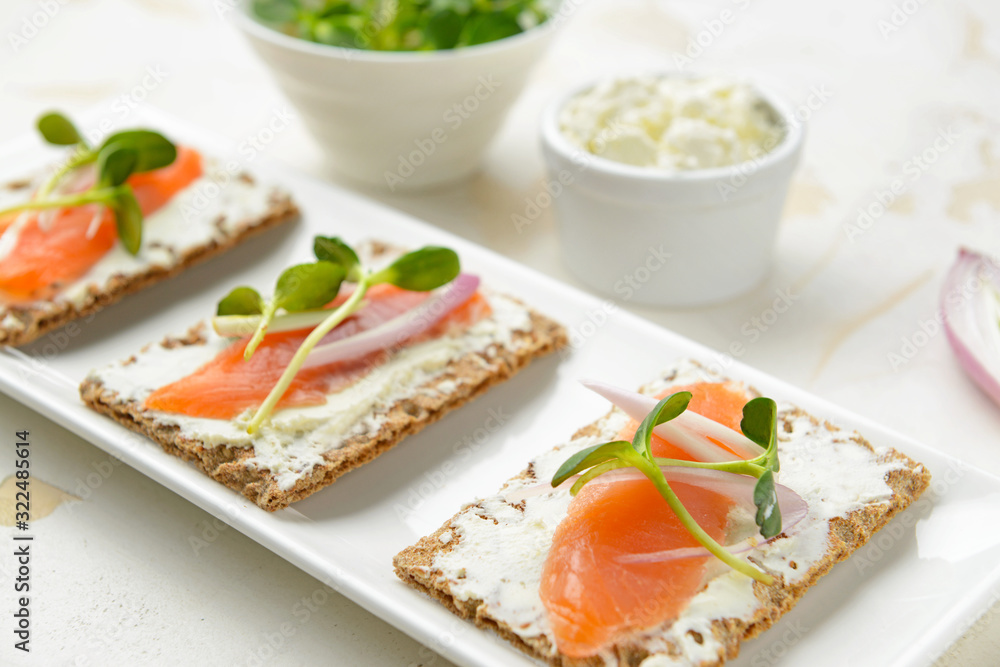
1, 104, 998, 667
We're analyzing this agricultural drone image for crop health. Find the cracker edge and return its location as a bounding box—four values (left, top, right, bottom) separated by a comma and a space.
392, 399, 932, 667
79, 307, 568, 512
0, 190, 299, 347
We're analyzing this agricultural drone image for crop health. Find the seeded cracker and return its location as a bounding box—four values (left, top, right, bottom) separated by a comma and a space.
79, 243, 568, 511
0, 167, 299, 347
393, 359, 930, 667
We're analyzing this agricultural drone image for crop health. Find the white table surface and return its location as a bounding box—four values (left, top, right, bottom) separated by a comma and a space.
2, 0, 1000, 664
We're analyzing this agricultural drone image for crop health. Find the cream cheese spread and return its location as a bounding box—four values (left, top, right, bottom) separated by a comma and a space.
426, 359, 909, 664
560, 76, 785, 170
0, 160, 283, 318
88, 290, 534, 491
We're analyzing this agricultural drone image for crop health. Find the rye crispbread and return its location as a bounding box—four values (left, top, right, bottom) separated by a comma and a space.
79, 290, 568, 512
393, 362, 931, 666
0, 173, 299, 347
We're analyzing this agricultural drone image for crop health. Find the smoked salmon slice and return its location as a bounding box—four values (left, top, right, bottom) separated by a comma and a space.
540, 381, 752, 658
617, 381, 751, 461
144, 284, 492, 420
0, 147, 202, 302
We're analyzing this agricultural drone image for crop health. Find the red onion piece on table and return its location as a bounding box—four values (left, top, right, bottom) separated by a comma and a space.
942, 248, 1000, 408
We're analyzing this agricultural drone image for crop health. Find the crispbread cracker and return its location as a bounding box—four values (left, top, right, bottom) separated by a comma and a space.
0, 172, 298, 347
80, 290, 567, 512
393, 361, 931, 666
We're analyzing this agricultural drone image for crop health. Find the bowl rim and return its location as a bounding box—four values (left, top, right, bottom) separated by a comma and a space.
540, 72, 806, 183
233, 0, 563, 63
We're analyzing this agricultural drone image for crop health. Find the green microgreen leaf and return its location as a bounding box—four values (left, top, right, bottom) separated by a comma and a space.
0, 112, 180, 258
317, 2, 354, 19
551, 441, 632, 488
253, 0, 300, 24
429, 0, 472, 12
243, 261, 347, 360
314, 236, 361, 281
217, 287, 265, 316
631, 391, 692, 458
369, 246, 460, 291
100, 130, 177, 173
97, 144, 138, 188
274, 261, 346, 312
461, 11, 521, 46
111, 189, 143, 256
253, 0, 549, 52
426, 9, 463, 49
741, 397, 779, 472
37, 112, 84, 146
739, 397, 782, 538
753, 469, 782, 539
549, 388, 779, 585
313, 16, 364, 47
237, 236, 463, 432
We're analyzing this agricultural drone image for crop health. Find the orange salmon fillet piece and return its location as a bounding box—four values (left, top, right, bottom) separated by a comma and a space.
0, 146, 202, 302
540, 381, 752, 657
144, 285, 492, 420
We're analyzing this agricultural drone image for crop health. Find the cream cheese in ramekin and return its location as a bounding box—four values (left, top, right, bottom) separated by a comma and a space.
560, 75, 785, 170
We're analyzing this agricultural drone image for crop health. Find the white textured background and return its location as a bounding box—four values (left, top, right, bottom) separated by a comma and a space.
1, 0, 999, 665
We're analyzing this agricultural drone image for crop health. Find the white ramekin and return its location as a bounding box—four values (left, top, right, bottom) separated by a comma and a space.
540, 75, 805, 307
235, 4, 559, 192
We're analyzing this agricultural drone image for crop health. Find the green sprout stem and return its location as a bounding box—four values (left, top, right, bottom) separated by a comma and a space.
35, 150, 96, 200
568, 459, 628, 494
555, 392, 782, 585
628, 453, 774, 585
214, 309, 342, 338
9, 112, 180, 257
244, 301, 280, 360
0, 188, 120, 218
565, 453, 773, 584
246, 274, 372, 434
652, 457, 768, 478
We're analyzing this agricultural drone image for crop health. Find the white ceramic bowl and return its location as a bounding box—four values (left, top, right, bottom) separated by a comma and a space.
541, 76, 805, 307
235, 4, 559, 192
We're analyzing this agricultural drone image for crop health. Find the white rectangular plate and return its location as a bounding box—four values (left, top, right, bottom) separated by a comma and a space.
2, 108, 999, 667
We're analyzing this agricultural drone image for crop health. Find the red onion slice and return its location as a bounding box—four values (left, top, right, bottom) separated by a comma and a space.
619, 534, 773, 563
582, 381, 765, 461
505, 467, 808, 562
942, 248, 1000, 408
609, 468, 808, 564
302, 273, 480, 369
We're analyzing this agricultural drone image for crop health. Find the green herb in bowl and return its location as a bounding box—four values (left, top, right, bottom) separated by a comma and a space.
252, 0, 551, 51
